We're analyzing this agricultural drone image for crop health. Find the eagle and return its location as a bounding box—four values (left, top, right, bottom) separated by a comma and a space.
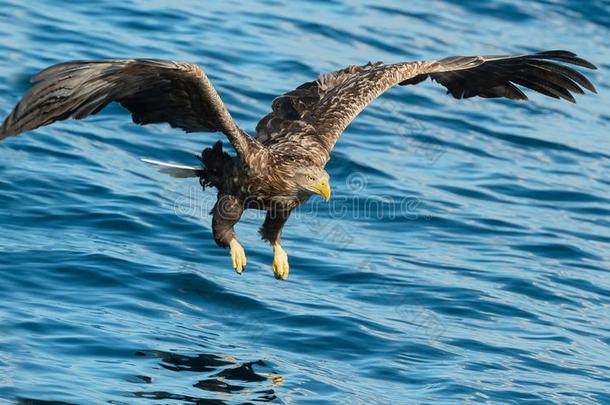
0, 50, 597, 279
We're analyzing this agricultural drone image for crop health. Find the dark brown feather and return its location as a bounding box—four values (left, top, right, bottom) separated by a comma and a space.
0, 59, 252, 157
404, 51, 597, 103
254, 50, 596, 162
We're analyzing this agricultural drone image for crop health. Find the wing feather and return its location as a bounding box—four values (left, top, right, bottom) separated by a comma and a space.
256, 50, 596, 162
0, 59, 251, 157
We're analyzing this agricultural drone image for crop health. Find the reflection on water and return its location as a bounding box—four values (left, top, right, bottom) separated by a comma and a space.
131, 350, 281, 404
21, 350, 282, 405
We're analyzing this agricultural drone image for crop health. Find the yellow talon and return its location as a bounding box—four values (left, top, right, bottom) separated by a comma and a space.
229, 239, 247, 273
259, 372, 284, 385
272, 243, 289, 280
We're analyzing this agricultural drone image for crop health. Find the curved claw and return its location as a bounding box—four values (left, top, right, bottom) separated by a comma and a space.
229, 239, 247, 274
272, 243, 289, 280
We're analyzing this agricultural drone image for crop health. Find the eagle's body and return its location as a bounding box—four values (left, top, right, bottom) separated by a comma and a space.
0, 51, 597, 279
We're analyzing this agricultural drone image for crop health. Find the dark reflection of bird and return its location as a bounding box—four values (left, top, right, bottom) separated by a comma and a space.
0, 50, 597, 279
132, 350, 282, 403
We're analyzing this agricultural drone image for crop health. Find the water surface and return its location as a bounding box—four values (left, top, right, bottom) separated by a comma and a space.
0, 0, 609, 403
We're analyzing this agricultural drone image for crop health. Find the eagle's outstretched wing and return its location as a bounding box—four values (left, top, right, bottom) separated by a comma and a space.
257, 50, 597, 163
0, 59, 251, 157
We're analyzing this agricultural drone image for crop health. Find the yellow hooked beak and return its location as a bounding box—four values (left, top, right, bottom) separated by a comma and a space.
314, 180, 331, 201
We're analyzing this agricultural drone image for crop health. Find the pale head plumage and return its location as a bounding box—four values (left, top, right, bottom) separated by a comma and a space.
293, 166, 331, 201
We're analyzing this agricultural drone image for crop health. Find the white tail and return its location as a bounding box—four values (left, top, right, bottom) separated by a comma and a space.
141, 158, 201, 178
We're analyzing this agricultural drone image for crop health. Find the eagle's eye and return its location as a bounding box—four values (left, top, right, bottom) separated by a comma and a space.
306, 175, 315, 182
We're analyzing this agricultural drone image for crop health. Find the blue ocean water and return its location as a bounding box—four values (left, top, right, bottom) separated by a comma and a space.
0, 0, 609, 403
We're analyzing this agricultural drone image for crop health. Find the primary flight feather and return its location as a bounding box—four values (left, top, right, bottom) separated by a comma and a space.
0, 50, 597, 279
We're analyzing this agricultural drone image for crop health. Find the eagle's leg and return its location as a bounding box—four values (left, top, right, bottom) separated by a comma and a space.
259, 209, 292, 280
212, 195, 246, 273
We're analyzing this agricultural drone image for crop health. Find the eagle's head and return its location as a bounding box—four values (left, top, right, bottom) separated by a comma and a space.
294, 167, 331, 201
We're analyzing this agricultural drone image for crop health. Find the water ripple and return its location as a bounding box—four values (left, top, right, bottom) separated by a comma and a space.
1, 0, 609, 404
